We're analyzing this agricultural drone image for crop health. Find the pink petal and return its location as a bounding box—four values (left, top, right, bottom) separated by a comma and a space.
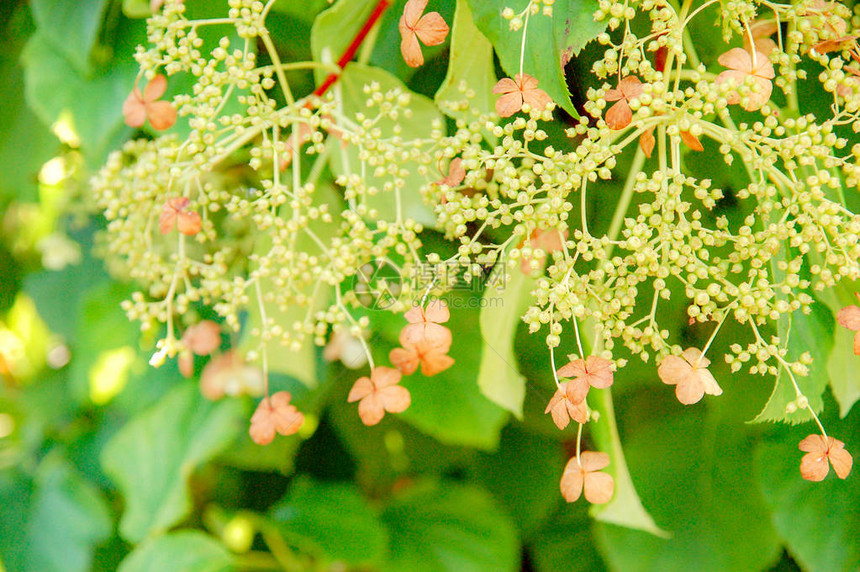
177, 210, 201, 235
414, 12, 449, 46
675, 376, 705, 405
492, 77, 520, 96
798, 434, 829, 454
146, 100, 177, 131
516, 73, 539, 91
618, 75, 643, 99
122, 89, 146, 128
557, 359, 586, 378
718, 48, 753, 72
565, 376, 590, 404
143, 74, 168, 102
560, 460, 585, 502
583, 471, 614, 504
742, 77, 773, 111
420, 350, 454, 376
270, 391, 292, 408
348, 377, 374, 402
680, 130, 704, 152
424, 299, 450, 323
603, 88, 623, 102
404, 306, 426, 324
158, 209, 177, 235
400, 21, 424, 67
390, 346, 419, 375
579, 451, 610, 471
829, 444, 853, 479
836, 305, 860, 331
640, 128, 656, 157
402, 0, 428, 28
379, 384, 411, 413
800, 452, 830, 481
372, 366, 403, 388
358, 394, 385, 426
522, 87, 552, 112
605, 100, 632, 130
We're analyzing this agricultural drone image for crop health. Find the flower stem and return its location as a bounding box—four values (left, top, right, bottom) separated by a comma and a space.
312, 0, 392, 98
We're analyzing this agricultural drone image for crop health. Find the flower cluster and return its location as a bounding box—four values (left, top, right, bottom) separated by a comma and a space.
90, 0, 857, 479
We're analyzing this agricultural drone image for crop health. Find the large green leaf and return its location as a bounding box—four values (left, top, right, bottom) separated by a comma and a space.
68, 281, 140, 404
0, 471, 32, 572
751, 301, 832, 424
594, 413, 781, 572
555, 0, 606, 62
467, 0, 585, 118
26, 457, 112, 572
529, 502, 608, 572
434, 0, 497, 125
818, 281, 860, 417
328, 63, 440, 228
0, 6, 57, 205
589, 387, 667, 537
271, 476, 389, 566
29, 0, 111, 74
118, 531, 233, 572
476, 271, 535, 418
469, 425, 565, 536
310, 0, 378, 82
381, 481, 519, 572
101, 383, 244, 542
21, 16, 143, 166
373, 300, 509, 450
754, 401, 860, 572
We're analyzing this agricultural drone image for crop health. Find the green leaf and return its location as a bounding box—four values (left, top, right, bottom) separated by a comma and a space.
0, 6, 58, 205
529, 502, 608, 572
24, 225, 109, 340
101, 383, 244, 542
476, 270, 535, 418
122, 0, 152, 19
589, 387, 668, 537
818, 281, 860, 417
26, 457, 112, 572
68, 281, 140, 404
434, 0, 497, 132
467, 0, 578, 117
594, 413, 781, 572
29, 0, 111, 74
469, 425, 565, 536
21, 18, 144, 165
754, 402, 860, 572
555, 0, 606, 62
0, 471, 32, 572
328, 63, 440, 228
751, 302, 832, 424
381, 481, 519, 572
277, 0, 340, 26
118, 531, 234, 572
271, 476, 388, 566
310, 0, 377, 83
376, 299, 508, 450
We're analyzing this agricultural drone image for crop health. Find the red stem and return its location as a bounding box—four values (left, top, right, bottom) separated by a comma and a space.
311, 0, 391, 98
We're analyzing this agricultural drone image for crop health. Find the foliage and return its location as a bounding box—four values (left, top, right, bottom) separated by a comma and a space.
1, 0, 859, 570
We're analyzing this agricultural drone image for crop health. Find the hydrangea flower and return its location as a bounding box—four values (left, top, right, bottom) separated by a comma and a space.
399, 0, 449, 67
